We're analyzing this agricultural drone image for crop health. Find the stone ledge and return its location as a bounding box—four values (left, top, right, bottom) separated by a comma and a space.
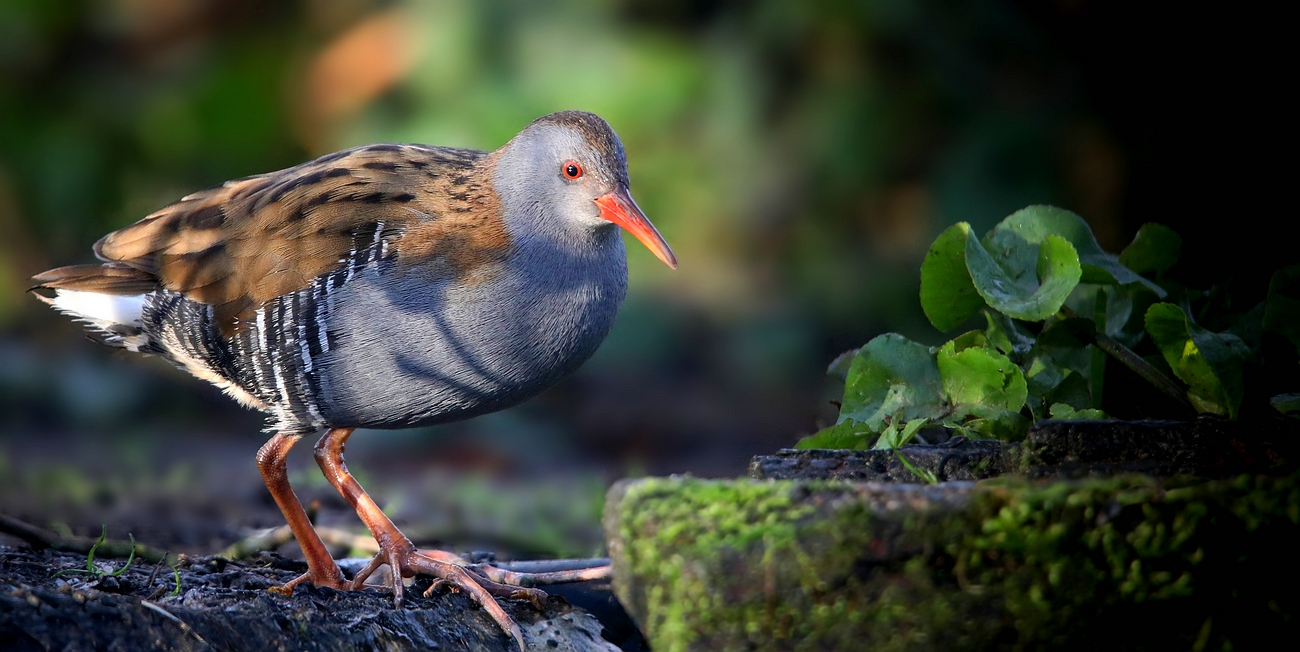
605, 472, 1298, 651
751, 418, 1298, 482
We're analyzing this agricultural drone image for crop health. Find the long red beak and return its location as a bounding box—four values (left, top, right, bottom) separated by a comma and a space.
594, 187, 677, 269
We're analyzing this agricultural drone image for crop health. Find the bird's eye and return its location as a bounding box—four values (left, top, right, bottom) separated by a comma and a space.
562, 161, 583, 179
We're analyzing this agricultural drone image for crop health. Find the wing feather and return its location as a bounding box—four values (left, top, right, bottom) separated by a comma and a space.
76, 144, 505, 333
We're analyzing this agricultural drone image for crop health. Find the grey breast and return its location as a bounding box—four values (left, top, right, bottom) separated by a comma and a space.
313, 228, 629, 429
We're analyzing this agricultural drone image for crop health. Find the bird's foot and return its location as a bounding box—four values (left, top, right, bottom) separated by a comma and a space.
353, 539, 545, 652
269, 564, 350, 596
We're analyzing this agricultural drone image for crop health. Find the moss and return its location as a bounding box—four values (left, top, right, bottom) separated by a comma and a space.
606, 473, 1299, 651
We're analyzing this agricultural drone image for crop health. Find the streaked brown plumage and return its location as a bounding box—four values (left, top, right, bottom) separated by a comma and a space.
36, 144, 512, 336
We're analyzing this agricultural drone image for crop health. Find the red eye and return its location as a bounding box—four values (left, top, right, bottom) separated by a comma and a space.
563, 161, 583, 179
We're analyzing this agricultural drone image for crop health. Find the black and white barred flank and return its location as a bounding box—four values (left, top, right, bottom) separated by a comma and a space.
46, 221, 400, 434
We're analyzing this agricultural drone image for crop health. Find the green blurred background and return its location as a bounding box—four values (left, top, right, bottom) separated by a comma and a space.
0, 0, 1288, 556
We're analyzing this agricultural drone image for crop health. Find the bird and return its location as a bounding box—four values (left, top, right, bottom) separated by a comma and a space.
30, 110, 676, 650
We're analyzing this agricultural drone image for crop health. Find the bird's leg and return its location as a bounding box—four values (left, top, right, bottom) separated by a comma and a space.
255, 432, 348, 593
313, 428, 543, 651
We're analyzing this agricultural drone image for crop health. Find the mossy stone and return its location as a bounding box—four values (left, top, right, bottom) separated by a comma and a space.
605, 473, 1298, 651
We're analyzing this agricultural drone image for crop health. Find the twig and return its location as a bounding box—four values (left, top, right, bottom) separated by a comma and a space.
0, 514, 174, 564
216, 525, 294, 560
140, 600, 206, 644
217, 525, 380, 560
144, 551, 172, 599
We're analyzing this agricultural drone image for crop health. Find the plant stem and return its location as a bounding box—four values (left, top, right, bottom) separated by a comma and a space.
1092, 330, 1195, 413
1057, 306, 1195, 414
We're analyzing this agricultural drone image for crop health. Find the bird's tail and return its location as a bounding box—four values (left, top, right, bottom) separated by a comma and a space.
30, 264, 159, 351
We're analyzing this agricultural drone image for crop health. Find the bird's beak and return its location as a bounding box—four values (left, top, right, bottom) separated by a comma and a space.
594, 187, 677, 269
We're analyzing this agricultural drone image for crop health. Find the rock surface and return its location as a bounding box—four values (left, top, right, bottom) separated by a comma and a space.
750, 418, 1298, 482
749, 439, 1008, 482
0, 549, 620, 652
605, 472, 1298, 652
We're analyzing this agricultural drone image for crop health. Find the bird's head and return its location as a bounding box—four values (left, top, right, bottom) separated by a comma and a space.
496, 111, 676, 268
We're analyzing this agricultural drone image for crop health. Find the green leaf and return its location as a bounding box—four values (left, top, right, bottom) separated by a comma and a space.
1226, 302, 1264, 356
795, 420, 872, 450
937, 341, 1028, 412
949, 330, 989, 353
987, 205, 1166, 297
1045, 369, 1094, 413
839, 334, 947, 431
965, 231, 1082, 321
1049, 403, 1109, 419
1118, 222, 1182, 274
1264, 265, 1300, 356
893, 448, 939, 484
961, 409, 1030, 441
1145, 303, 1251, 418
826, 348, 859, 381
921, 223, 986, 331
984, 310, 1035, 359
1024, 355, 1066, 420
873, 417, 928, 450
1271, 394, 1300, 415
1103, 283, 1160, 348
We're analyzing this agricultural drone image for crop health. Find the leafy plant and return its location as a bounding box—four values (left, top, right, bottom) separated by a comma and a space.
800, 206, 1299, 451
52, 526, 136, 579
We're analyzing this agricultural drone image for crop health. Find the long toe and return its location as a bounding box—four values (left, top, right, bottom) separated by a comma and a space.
270, 567, 350, 596
415, 548, 610, 587
411, 553, 543, 652
360, 545, 544, 652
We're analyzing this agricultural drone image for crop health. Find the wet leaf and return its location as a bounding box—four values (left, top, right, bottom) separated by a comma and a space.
838, 334, 947, 432
920, 223, 986, 331
1145, 303, 1250, 418
987, 205, 1165, 296
965, 231, 1082, 321
984, 309, 1035, 359
1118, 222, 1182, 274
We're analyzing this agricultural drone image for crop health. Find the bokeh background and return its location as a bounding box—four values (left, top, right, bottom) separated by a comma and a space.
0, 0, 1289, 557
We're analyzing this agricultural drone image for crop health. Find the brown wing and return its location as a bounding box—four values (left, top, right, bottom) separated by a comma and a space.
86, 143, 507, 332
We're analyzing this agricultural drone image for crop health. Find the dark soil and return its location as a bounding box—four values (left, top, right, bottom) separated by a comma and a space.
0, 548, 632, 652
